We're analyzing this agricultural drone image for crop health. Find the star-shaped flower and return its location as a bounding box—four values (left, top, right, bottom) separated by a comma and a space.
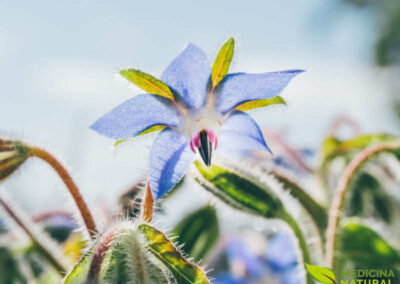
90, 38, 303, 199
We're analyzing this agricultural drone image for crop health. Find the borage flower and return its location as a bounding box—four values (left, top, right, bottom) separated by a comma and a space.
90, 38, 303, 199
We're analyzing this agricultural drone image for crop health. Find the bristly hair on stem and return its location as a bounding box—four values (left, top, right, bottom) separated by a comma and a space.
325, 140, 400, 269
27, 146, 97, 239
0, 193, 67, 274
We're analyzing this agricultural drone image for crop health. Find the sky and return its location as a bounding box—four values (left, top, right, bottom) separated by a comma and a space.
0, 0, 398, 222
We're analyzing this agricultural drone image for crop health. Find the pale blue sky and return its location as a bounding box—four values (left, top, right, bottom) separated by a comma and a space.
0, 1, 397, 219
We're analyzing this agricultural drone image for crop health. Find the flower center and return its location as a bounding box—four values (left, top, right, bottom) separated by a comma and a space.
178, 106, 223, 166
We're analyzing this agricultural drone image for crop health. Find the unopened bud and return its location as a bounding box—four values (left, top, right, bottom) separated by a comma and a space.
0, 138, 29, 182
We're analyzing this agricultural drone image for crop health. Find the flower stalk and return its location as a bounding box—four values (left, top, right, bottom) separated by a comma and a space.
280, 211, 314, 284
28, 146, 97, 239
0, 194, 67, 274
325, 140, 400, 269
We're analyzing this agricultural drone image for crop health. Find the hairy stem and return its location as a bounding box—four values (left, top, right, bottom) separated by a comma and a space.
0, 195, 67, 274
281, 211, 314, 284
325, 141, 400, 269
141, 182, 154, 222
28, 147, 97, 239
272, 171, 328, 236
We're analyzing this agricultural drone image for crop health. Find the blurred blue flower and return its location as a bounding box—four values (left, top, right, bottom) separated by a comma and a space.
35, 212, 77, 242
91, 43, 302, 199
214, 272, 249, 284
226, 238, 264, 279
265, 233, 302, 284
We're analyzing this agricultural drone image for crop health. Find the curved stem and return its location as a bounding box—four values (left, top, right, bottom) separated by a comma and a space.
28, 147, 97, 239
325, 141, 400, 269
281, 211, 313, 284
272, 171, 328, 236
0, 195, 67, 274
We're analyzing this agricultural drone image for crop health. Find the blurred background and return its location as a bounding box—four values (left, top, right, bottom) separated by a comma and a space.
1, 0, 400, 282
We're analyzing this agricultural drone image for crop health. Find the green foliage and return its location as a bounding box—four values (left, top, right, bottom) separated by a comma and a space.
194, 161, 285, 218
348, 172, 394, 223
0, 246, 26, 284
119, 69, 175, 100
63, 221, 209, 284
341, 219, 400, 268
194, 161, 314, 284
173, 205, 219, 263
305, 263, 336, 284
211, 37, 235, 88
63, 246, 93, 284
138, 223, 210, 284
63, 222, 169, 284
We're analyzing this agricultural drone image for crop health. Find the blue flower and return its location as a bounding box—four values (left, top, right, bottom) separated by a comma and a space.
90, 38, 302, 199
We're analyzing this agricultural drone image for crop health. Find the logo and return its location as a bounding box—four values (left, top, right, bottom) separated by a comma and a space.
306, 264, 396, 284
306, 264, 337, 284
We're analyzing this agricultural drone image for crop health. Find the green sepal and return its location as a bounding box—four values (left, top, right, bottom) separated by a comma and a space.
211, 37, 235, 88
138, 223, 210, 284
236, 96, 286, 111
120, 69, 175, 100
113, 125, 167, 147
194, 161, 284, 218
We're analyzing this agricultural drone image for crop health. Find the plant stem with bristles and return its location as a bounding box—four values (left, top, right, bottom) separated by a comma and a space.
281, 211, 314, 284
325, 140, 400, 269
28, 146, 97, 239
0, 194, 67, 274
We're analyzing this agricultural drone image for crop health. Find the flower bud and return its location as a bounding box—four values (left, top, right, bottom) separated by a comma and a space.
0, 138, 29, 182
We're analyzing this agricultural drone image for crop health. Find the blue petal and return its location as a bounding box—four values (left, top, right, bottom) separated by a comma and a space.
90, 94, 179, 140
215, 70, 303, 114
218, 111, 271, 154
162, 44, 210, 109
149, 128, 195, 199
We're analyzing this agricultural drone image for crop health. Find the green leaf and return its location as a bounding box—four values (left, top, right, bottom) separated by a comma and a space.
173, 205, 219, 262
194, 161, 314, 284
120, 69, 175, 100
194, 161, 284, 218
236, 96, 286, 111
63, 249, 92, 284
138, 223, 210, 284
341, 219, 400, 268
305, 263, 336, 284
348, 172, 393, 223
211, 37, 235, 88
0, 246, 26, 284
